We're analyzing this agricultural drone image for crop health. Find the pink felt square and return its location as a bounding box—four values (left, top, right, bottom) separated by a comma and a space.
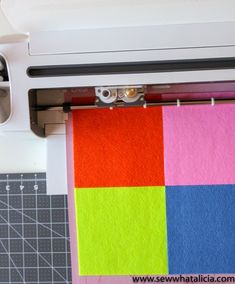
163, 104, 235, 186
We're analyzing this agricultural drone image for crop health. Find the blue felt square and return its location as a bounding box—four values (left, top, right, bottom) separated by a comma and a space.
166, 185, 235, 274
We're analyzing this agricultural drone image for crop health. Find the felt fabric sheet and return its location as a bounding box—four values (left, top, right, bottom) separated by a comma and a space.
72, 108, 164, 187
75, 187, 167, 275
166, 185, 235, 274
66, 103, 235, 283
163, 105, 235, 185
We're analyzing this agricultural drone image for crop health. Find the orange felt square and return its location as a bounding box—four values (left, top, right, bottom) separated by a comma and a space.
72, 107, 165, 187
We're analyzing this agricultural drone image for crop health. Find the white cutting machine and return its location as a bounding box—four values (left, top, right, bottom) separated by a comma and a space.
1, 0, 235, 194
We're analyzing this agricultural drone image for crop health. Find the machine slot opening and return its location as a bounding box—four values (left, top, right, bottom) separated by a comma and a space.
28, 58, 235, 78
29, 81, 235, 137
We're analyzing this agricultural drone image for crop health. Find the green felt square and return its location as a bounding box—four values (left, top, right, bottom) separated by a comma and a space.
74, 186, 168, 275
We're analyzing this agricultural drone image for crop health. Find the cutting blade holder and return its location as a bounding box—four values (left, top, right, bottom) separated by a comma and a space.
28, 81, 235, 138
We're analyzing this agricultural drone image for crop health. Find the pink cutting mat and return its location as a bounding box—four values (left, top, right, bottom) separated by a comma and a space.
66, 98, 235, 283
